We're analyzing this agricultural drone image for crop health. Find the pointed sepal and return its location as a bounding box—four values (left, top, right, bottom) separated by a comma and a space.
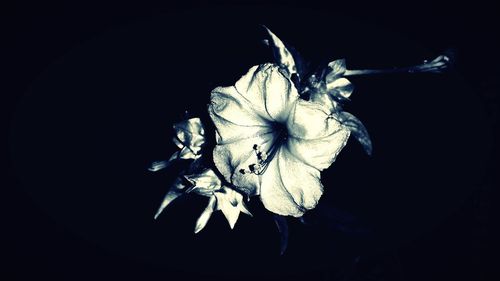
262, 25, 297, 78
194, 196, 217, 233
339, 111, 372, 155
154, 177, 186, 219
184, 168, 222, 196
215, 187, 252, 229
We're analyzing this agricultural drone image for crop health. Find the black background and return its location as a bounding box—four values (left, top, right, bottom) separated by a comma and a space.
4, 1, 499, 280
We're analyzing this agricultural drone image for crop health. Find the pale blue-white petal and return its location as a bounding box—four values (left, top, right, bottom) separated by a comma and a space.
173, 118, 205, 148
286, 126, 350, 171
234, 63, 298, 123
259, 146, 323, 217
326, 59, 346, 82
213, 134, 274, 196
287, 99, 341, 140
327, 77, 354, 99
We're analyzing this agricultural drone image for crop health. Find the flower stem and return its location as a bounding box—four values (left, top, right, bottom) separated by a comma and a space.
344, 54, 451, 77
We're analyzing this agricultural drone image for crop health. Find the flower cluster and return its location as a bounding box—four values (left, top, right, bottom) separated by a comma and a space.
149, 26, 449, 250
150, 118, 252, 233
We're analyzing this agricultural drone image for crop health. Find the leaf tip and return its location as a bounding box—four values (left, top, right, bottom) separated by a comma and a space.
154, 207, 164, 220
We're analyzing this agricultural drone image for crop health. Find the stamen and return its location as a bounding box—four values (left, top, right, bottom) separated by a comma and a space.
246, 141, 280, 175
249, 164, 257, 172
239, 125, 289, 177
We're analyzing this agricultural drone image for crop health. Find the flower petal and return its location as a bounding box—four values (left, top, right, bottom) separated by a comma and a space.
326, 59, 346, 82
209, 84, 274, 148
287, 99, 341, 140
327, 77, 354, 99
174, 117, 204, 135
173, 118, 205, 150
209, 106, 273, 145
234, 63, 298, 122
259, 146, 323, 217
194, 196, 217, 233
309, 91, 340, 113
210, 85, 268, 127
286, 125, 350, 171
213, 134, 275, 196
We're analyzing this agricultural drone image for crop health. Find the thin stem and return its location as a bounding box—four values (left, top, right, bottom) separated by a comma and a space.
344, 54, 451, 77
345, 67, 412, 76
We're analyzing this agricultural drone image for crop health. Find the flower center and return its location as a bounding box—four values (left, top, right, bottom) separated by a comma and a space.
239, 122, 288, 176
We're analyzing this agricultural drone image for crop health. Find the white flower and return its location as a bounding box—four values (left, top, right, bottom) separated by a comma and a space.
209, 63, 351, 217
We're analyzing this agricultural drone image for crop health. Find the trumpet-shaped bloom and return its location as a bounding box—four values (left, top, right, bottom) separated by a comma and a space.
209, 63, 351, 217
